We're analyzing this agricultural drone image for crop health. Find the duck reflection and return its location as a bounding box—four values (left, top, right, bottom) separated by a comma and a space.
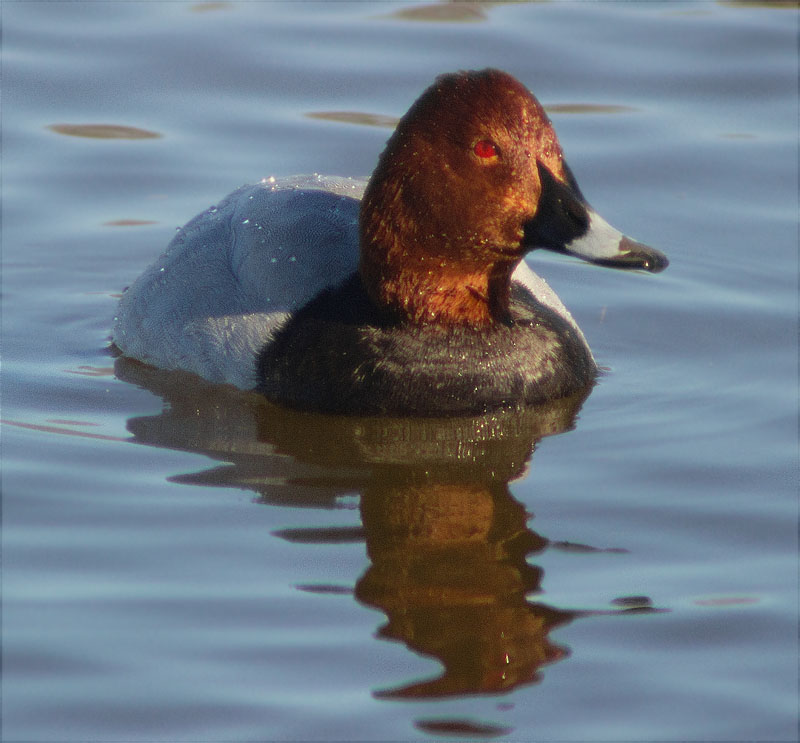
357, 479, 575, 697
115, 356, 607, 697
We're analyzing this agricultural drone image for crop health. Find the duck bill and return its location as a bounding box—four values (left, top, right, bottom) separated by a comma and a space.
523, 161, 668, 273
564, 209, 669, 272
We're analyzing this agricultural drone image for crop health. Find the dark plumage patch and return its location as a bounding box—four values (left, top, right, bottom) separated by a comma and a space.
257, 274, 596, 416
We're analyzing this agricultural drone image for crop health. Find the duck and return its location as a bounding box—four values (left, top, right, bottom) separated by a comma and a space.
112, 68, 667, 417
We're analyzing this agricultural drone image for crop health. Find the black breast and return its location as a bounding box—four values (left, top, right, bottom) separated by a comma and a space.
256, 274, 596, 416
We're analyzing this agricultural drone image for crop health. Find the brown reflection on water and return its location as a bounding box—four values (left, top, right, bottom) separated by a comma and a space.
416, 718, 512, 738
357, 480, 574, 697
114, 357, 606, 698
379, 2, 492, 23
544, 103, 637, 115
47, 124, 162, 140
306, 111, 400, 128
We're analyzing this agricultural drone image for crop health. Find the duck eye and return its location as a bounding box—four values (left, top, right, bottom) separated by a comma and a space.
473, 139, 500, 161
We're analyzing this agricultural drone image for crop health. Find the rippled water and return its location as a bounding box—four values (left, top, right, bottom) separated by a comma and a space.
3, 2, 797, 741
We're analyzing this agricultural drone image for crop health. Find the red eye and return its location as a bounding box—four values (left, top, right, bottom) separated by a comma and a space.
473, 139, 499, 160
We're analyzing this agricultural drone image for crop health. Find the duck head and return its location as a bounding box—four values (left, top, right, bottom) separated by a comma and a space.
359, 68, 667, 327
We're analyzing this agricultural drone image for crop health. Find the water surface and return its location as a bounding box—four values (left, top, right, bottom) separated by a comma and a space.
3, 2, 797, 740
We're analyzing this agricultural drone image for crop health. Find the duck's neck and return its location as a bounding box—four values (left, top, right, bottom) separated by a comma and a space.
359, 189, 520, 327
359, 231, 519, 327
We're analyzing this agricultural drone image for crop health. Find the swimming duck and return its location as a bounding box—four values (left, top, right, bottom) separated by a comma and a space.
112, 69, 667, 416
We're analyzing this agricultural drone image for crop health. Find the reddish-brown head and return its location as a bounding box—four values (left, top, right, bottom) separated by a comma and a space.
359, 69, 569, 326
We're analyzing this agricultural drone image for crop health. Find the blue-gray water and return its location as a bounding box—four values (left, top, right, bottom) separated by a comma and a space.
3, 2, 797, 741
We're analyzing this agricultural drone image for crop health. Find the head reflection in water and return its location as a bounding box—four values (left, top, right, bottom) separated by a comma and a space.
116, 358, 613, 698
357, 479, 575, 697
